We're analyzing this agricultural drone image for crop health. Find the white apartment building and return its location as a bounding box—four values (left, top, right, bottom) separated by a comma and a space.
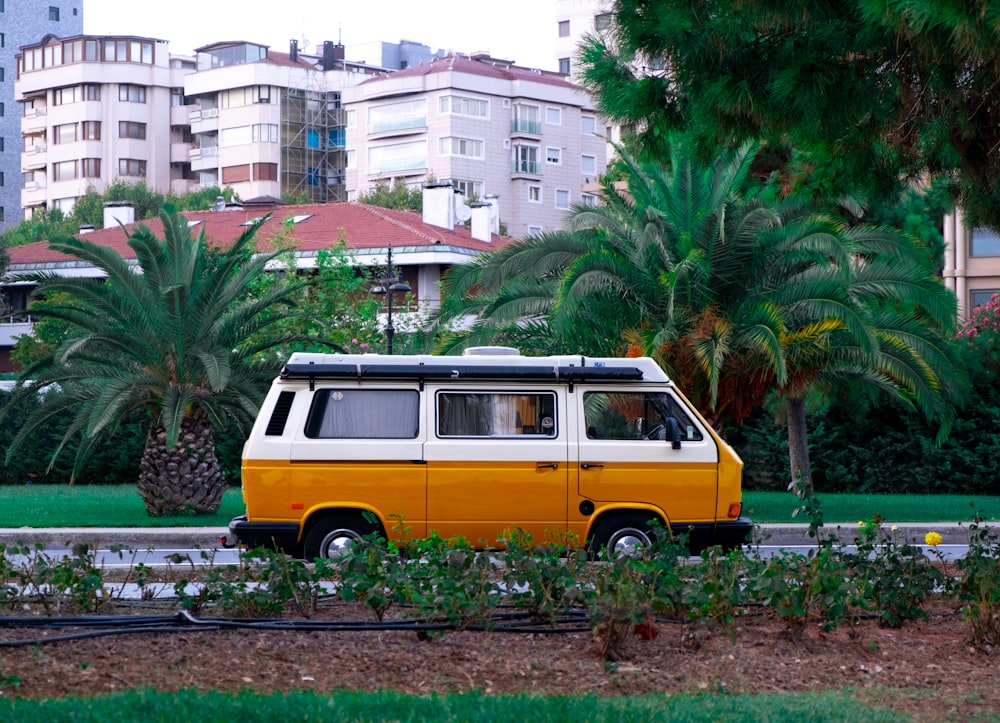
0, 1, 83, 230
555, 0, 613, 78
15, 34, 193, 219
344, 53, 607, 239
183, 40, 381, 203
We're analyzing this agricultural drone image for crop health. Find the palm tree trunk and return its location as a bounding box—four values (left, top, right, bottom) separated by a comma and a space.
785, 395, 814, 498
138, 416, 226, 516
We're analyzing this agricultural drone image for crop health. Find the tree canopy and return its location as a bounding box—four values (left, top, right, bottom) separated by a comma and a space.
580, 0, 1000, 228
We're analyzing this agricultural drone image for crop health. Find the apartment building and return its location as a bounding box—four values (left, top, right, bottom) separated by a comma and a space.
15, 33, 194, 219
0, 0, 83, 230
554, 0, 612, 78
942, 210, 1000, 321
344, 53, 607, 239
183, 40, 381, 203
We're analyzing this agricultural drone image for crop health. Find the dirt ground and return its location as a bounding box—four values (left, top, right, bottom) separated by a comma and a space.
1, 597, 999, 720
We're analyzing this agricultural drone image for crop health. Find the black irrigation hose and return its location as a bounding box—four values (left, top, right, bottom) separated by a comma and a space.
0, 608, 596, 648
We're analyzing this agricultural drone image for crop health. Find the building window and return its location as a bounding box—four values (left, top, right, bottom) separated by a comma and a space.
118, 158, 147, 177
221, 126, 252, 147
0, 102, 5, 117
222, 164, 251, 183
53, 160, 78, 181
971, 228, 1000, 257
368, 140, 427, 174
528, 225, 543, 236
513, 145, 540, 174
439, 136, 484, 159
558, 19, 570, 37
81, 158, 101, 177
119, 121, 146, 140
0, 137, 3, 152
368, 98, 427, 134
512, 104, 541, 134
555, 189, 570, 209
971, 290, 1000, 311
49, 6, 59, 20
0, 68, 4, 82
582, 116, 596, 135
595, 12, 614, 31
252, 163, 278, 181
581, 193, 597, 206
528, 186, 541, 203
582, 155, 597, 175
546, 107, 562, 125
0, 171, 4, 186
546, 147, 561, 164
449, 179, 484, 198
559, 57, 570, 75
118, 84, 146, 103
82, 121, 100, 140
83, 84, 101, 100
171, 88, 185, 106
252, 124, 279, 143
53, 86, 78, 105
439, 95, 488, 118
0, 33, 4, 48
53, 123, 77, 144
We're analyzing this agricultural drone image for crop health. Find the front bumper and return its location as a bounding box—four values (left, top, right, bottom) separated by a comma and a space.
226, 515, 301, 554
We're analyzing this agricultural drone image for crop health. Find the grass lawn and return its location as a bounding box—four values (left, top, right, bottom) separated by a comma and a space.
0, 484, 996, 528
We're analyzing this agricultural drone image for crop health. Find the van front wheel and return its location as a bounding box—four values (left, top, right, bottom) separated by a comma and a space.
588, 514, 657, 559
303, 513, 378, 560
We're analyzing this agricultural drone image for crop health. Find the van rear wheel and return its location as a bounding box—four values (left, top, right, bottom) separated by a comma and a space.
303, 512, 379, 560
588, 513, 658, 559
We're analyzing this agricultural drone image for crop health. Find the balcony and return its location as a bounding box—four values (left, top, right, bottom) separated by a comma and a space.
368, 114, 427, 137
21, 108, 48, 134
511, 118, 542, 136
190, 145, 218, 172
170, 142, 192, 164
0, 316, 34, 347
190, 107, 219, 134
511, 160, 541, 177
21, 145, 47, 170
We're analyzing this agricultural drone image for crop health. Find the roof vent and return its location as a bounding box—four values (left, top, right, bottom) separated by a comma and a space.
462, 346, 521, 356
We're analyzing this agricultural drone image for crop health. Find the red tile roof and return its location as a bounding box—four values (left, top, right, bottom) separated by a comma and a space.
6, 202, 509, 270
361, 53, 575, 89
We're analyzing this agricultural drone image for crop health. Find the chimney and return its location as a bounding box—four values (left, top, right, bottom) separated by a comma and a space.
322, 40, 342, 70
422, 182, 456, 230
290, 39, 299, 63
470, 202, 491, 242
485, 194, 500, 235
78, 224, 95, 235
103, 201, 135, 229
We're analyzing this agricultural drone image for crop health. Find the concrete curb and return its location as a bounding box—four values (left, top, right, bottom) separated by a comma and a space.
0, 522, 980, 550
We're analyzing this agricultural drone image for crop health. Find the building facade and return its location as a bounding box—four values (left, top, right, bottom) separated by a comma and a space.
15, 34, 193, 219
554, 0, 612, 78
943, 210, 1000, 321
0, 0, 83, 230
344, 53, 607, 239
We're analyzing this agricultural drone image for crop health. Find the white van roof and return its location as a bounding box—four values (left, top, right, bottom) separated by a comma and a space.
281, 350, 670, 385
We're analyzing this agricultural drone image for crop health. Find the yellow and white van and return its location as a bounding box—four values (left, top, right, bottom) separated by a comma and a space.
228, 347, 752, 558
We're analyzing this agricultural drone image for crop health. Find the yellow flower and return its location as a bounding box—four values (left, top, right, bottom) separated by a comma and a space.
890, 525, 898, 532
858, 521, 865, 527
925, 531, 943, 547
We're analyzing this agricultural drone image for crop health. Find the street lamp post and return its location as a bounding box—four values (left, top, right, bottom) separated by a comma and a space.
370, 245, 411, 355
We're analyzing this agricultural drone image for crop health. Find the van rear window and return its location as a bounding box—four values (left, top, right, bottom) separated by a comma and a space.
437, 392, 556, 437
304, 389, 419, 439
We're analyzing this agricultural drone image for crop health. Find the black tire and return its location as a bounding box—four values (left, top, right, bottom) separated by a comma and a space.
303, 512, 379, 561
588, 513, 660, 559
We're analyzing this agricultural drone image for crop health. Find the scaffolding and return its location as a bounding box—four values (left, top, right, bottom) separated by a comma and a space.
281, 72, 347, 203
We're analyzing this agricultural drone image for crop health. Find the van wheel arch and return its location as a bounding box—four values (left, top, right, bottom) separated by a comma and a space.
587, 511, 666, 559
302, 509, 385, 561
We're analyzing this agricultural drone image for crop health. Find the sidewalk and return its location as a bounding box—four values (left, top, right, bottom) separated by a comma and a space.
0, 521, 978, 550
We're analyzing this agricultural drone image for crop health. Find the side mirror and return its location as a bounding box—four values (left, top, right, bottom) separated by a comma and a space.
665, 417, 682, 449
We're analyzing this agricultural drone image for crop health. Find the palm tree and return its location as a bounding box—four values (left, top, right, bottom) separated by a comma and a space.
3, 207, 312, 515
437, 140, 967, 497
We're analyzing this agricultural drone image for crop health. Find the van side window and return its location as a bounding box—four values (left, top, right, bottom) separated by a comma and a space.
437, 392, 556, 437
583, 391, 704, 441
304, 389, 419, 439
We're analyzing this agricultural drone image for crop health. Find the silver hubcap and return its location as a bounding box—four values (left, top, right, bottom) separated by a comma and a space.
609, 527, 651, 557
319, 528, 361, 558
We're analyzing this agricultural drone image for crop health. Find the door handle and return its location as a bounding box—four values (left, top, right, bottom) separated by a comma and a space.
581, 463, 604, 470
536, 463, 559, 470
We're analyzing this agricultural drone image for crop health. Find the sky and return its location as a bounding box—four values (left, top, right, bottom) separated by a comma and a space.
83, 0, 560, 71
